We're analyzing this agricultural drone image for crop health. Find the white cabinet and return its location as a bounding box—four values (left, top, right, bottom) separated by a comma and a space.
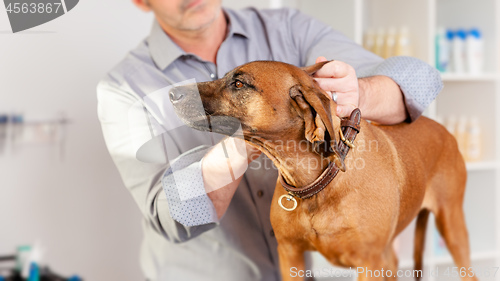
225, 0, 500, 280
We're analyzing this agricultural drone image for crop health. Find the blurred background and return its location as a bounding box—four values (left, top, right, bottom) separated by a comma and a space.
1, 0, 499, 280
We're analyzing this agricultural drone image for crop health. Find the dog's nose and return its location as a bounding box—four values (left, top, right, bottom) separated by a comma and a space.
169, 88, 185, 103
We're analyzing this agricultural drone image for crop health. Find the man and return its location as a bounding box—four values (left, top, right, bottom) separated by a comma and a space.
97, 0, 442, 280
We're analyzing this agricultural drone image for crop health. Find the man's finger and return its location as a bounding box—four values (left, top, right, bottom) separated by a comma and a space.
314, 77, 356, 93
315, 56, 328, 63
315, 60, 351, 78
336, 104, 357, 118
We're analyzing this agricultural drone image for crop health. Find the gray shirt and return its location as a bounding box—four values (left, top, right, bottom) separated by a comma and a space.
97, 8, 442, 281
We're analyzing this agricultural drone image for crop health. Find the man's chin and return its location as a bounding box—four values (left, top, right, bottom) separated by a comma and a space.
180, 5, 221, 31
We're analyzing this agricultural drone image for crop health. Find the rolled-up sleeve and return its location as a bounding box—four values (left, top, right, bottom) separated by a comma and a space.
362, 56, 443, 121
162, 146, 219, 227
97, 80, 218, 243
286, 9, 443, 121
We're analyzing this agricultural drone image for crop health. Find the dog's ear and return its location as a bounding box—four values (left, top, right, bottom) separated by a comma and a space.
290, 84, 345, 172
301, 60, 331, 76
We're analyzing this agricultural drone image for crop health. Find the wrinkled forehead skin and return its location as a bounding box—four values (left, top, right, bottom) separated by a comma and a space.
227, 61, 314, 95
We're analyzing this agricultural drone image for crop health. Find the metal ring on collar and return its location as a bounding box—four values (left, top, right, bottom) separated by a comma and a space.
278, 193, 298, 211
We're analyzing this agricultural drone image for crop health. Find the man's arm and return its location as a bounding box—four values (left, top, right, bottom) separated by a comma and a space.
98, 78, 262, 239
98, 81, 223, 243
202, 137, 261, 219
358, 75, 407, 124
287, 9, 442, 123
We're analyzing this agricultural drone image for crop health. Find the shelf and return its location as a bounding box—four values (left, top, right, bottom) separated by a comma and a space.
430, 251, 499, 265
441, 73, 498, 82
398, 251, 499, 269
466, 161, 498, 171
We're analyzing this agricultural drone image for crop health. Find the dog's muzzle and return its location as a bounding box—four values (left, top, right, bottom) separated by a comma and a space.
169, 84, 243, 137
169, 84, 210, 130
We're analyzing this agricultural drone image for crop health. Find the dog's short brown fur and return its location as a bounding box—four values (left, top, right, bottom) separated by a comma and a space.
170, 61, 477, 281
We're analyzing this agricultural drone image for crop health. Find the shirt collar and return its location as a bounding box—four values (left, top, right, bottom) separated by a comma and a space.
224, 8, 249, 38
147, 8, 249, 70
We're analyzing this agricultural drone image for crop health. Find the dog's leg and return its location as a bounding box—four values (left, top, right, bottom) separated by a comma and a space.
356, 259, 387, 281
434, 203, 478, 281
414, 208, 430, 280
278, 242, 306, 281
384, 248, 398, 281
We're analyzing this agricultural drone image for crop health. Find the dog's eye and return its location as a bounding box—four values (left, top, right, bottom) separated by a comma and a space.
234, 80, 244, 89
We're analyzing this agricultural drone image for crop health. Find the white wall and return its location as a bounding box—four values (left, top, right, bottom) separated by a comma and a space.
0, 1, 279, 279
0, 1, 153, 280
0, 1, 301, 279
223, 0, 271, 9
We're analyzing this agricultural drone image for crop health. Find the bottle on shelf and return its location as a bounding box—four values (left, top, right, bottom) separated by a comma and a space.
373, 28, 386, 57
443, 115, 483, 162
435, 27, 450, 72
466, 28, 484, 74
440, 27, 484, 75
445, 115, 457, 136
364, 26, 414, 58
394, 26, 413, 57
466, 116, 482, 162
450, 29, 467, 73
456, 116, 468, 157
382, 26, 397, 58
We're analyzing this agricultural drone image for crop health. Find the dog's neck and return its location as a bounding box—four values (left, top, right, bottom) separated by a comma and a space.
249, 135, 334, 188
279, 147, 332, 188
247, 105, 368, 189
250, 108, 364, 189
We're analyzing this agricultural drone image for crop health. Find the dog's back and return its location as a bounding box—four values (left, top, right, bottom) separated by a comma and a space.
364, 116, 466, 232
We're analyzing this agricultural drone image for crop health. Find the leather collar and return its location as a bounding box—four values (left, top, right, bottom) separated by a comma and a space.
279, 108, 362, 199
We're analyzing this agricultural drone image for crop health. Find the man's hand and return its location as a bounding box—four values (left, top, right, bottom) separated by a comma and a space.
202, 137, 261, 219
313, 56, 408, 124
313, 56, 359, 117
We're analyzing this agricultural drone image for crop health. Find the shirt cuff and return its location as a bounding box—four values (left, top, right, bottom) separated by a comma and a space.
162, 145, 219, 227
358, 56, 443, 122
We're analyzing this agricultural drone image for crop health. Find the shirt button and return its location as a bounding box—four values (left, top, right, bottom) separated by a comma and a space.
257, 190, 264, 198
210, 73, 215, 78
270, 229, 275, 237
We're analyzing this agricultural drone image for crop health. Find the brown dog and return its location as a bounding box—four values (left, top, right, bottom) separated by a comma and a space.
169, 61, 476, 281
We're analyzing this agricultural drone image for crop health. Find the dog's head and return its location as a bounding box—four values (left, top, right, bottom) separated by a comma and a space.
170, 61, 344, 166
